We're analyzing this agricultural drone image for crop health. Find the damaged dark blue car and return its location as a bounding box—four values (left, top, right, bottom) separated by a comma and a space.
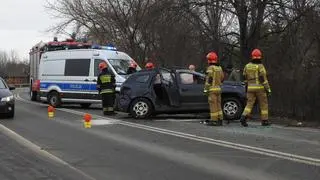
118, 68, 246, 120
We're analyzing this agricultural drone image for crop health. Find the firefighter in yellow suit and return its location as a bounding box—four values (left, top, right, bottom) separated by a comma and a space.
203, 52, 224, 126
240, 49, 271, 127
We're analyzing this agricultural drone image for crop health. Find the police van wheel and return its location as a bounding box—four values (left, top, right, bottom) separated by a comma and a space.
130, 98, 153, 119
48, 91, 61, 108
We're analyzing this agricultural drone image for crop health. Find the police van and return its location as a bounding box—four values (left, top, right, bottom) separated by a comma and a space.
38, 42, 140, 107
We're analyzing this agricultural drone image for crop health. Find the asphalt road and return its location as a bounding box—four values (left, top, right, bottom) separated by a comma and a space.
0, 89, 319, 180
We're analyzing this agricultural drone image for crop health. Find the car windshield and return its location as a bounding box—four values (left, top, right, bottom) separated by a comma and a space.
108, 59, 141, 75
0, 80, 7, 89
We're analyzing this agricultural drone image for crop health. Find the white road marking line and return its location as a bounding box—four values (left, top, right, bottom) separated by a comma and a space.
0, 124, 96, 180
16, 94, 320, 166
91, 119, 119, 125
155, 119, 200, 122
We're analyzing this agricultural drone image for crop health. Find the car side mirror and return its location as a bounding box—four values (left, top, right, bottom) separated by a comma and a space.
9, 86, 15, 90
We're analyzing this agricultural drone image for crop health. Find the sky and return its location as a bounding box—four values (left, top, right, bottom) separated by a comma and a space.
0, 0, 68, 60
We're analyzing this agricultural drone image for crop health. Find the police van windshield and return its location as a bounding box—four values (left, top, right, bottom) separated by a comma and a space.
108, 59, 140, 75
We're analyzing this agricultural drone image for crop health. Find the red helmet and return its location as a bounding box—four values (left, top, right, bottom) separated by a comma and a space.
206, 52, 218, 64
251, 49, 262, 60
145, 62, 154, 70
99, 62, 107, 71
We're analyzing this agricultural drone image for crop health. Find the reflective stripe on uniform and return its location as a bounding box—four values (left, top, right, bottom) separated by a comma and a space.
261, 110, 268, 115
255, 66, 259, 84
211, 67, 216, 87
100, 75, 111, 83
210, 112, 219, 116
210, 112, 219, 120
247, 86, 264, 90
103, 107, 114, 112
209, 87, 221, 92
243, 107, 251, 114
101, 89, 114, 94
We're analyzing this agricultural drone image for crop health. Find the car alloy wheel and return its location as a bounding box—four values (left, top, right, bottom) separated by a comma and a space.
133, 101, 149, 117
223, 101, 238, 117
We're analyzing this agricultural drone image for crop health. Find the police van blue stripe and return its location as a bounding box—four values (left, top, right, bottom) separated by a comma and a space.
40, 82, 97, 92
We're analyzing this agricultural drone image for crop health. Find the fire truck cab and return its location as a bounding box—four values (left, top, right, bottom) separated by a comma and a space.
29, 41, 46, 101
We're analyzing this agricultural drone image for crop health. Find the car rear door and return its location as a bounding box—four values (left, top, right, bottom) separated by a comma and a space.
159, 69, 180, 107
177, 72, 208, 108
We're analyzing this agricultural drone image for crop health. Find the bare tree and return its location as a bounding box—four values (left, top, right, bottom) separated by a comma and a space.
47, 0, 320, 121
0, 50, 29, 78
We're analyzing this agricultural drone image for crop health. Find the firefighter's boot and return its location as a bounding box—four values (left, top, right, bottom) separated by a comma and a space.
240, 115, 248, 127
261, 120, 271, 126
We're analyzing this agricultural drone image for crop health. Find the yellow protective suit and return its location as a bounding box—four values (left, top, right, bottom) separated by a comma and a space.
204, 65, 224, 121
242, 62, 271, 121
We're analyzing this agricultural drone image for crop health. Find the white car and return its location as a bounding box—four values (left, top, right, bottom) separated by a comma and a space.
38, 46, 140, 107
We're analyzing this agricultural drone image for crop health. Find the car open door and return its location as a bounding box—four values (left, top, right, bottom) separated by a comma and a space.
177, 71, 208, 109
158, 68, 180, 107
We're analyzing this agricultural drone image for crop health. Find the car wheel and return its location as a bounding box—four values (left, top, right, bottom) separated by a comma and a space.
48, 91, 61, 107
80, 103, 91, 108
130, 98, 153, 119
222, 97, 243, 120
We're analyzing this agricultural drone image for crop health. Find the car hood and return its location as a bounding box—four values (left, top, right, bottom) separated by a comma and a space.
0, 89, 13, 98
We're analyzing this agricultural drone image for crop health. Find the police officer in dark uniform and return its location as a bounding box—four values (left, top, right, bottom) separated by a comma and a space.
97, 62, 116, 115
